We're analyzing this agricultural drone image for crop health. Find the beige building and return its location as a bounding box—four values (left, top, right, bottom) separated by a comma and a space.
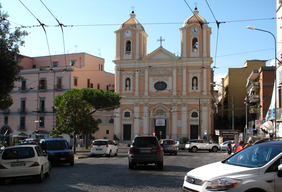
113, 9, 214, 141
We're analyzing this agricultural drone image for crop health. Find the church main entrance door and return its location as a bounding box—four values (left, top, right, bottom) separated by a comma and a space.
123, 124, 131, 140
155, 126, 166, 140
190, 125, 198, 139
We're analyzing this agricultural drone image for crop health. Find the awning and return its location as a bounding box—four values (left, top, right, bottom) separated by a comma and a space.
260, 121, 274, 134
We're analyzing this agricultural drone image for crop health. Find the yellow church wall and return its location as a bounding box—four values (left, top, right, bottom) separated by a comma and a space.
177, 72, 183, 94
139, 72, 145, 95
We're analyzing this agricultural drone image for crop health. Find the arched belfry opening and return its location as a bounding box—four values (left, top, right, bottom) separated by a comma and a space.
192, 37, 198, 52
126, 40, 131, 54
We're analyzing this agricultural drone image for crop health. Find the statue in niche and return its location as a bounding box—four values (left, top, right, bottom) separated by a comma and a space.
192, 77, 198, 90
125, 78, 130, 91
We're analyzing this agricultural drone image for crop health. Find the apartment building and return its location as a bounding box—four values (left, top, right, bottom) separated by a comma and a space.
0, 53, 115, 143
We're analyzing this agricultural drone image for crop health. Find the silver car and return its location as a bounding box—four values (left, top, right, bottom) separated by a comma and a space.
186, 139, 221, 152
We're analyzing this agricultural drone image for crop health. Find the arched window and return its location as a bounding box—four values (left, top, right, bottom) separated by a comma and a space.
192, 37, 198, 52
191, 112, 198, 118
97, 119, 102, 124
126, 40, 131, 54
192, 76, 198, 90
125, 78, 131, 91
109, 119, 114, 124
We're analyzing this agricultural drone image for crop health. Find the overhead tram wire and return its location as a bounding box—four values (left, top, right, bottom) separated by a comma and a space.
40, 0, 67, 69
19, 0, 53, 67
205, 0, 225, 70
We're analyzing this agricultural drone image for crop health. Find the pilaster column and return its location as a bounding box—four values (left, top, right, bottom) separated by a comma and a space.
143, 103, 149, 134
116, 67, 120, 93
203, 67, 207, 95
145, 66, 148, 96
134, 103, 140, 135
183, 29, 187, 58
172, 103, 177, 136
173, 65, 177, 95
117, 33, 120, 60
182, 65, 186, 95
181, 102, 187, 135
114, 108, 121, 139
136, 32, 139, 59
203, 29, 207, 57
135, 67, 139, 96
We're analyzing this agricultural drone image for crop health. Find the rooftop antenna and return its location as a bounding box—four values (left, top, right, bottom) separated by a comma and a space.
98, 49, 101, 57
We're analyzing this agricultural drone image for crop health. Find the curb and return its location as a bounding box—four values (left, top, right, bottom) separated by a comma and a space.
74, 155, 89, 159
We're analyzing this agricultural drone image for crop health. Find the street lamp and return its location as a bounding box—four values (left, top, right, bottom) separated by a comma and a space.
247, 26, 277, 138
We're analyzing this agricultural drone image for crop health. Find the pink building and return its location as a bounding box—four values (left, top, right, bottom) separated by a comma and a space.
0, 53, 115, 144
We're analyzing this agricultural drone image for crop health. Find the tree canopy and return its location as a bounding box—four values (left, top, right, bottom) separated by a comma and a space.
51, 88, 121, 153
0, 4, 28, 110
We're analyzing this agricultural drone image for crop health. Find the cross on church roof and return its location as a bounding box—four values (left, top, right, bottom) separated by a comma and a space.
194, 2, 198, 8
131, 6, 135, 12
157, 36, 165, 47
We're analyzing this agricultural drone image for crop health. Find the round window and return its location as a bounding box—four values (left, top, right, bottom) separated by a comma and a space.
124, 112, 130, 117
154, 81, 167, 91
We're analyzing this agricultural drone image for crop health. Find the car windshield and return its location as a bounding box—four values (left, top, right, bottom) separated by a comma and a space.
163, 140, 174, 145
46, 140, 69, 150
224, 144, 282, 168
133, 137, 158, 147
2, 147, 35, 159
93, 141, 107, 145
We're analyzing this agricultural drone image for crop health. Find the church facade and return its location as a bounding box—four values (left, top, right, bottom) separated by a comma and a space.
113, 8, 214, 141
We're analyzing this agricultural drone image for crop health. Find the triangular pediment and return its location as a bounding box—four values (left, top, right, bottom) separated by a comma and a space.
143, 47, 178, 61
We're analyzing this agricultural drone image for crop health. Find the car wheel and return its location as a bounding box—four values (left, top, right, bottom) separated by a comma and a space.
70, 161, 74, 166
157, 161, 163, 170
36, 168, 44, 183
49, 162, 52, 170
191, 147, 197, 152
0, 178, 5, 185
115, 149, 118, 156
170, 153, 172, 155
174, 152, 177, 155
107, 150, 112, 157
212, 147, 218, 152
129, 161, 134, 169
45, 167, 50, 178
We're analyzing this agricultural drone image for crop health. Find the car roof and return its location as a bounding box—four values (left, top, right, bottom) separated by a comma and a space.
93, 139, 110, 141
5, 145, 37, 149
41, 138, 66, 141
254, 140, 282, 147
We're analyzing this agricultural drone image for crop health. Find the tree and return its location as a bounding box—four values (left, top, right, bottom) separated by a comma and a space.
51, 88, 121, 154
0, 4, 28, 110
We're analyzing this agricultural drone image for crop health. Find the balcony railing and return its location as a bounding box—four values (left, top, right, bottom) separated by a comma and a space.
248, 94, 260, 103
54, 84, 63, 90
35, 108, 46, 113
18, 125, 26, 130
18, 108, 27, 113
247, 82, 259, 94
3, 108, 10, 114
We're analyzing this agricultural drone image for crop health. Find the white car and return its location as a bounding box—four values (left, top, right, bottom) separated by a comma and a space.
182, 140, 282, 192
0, 145, 50, 185
186, 139, 221, 152
220, 140, 235, 151
90, 139, 118, 157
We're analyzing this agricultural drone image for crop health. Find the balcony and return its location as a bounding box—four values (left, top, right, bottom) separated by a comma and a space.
247, 82, 259, 94
54, 84, 63, 90
18, 125, 26, 130
34, 108, 46, 113
3, 108, 10, 114
39, 66, 50, 71
249, 106, 259, 114
18, 108, 27, 114
246, 70, 259, 84
248, 94, 260, 103
38, 85, 47, 91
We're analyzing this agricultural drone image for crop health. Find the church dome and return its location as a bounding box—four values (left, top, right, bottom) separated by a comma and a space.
118, 11, 145, 31
183, 8, 207, 27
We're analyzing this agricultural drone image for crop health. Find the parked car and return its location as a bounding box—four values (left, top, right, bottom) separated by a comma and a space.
182, 140, 282, 192
128, 136, 164, 170
175, 141, 185, 150
186, 139, 220, 152
220, 140, 235, 150
22, 138, 40, 145
0, 145, 50, 185
90, 139, 118, 157
160, 139, 177, 155
40, 138, 74, 166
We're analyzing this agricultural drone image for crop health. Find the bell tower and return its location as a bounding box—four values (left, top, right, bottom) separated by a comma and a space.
114, 11, 148, 60
180, 8, 212, 58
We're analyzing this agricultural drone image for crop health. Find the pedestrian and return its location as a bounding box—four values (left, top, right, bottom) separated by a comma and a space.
233, 142, 237, 152
244, 140, 252, 148
235, 141, 244, 153
210, 138, 214, 143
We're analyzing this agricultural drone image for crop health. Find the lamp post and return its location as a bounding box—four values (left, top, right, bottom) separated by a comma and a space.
247, 26, 277, 138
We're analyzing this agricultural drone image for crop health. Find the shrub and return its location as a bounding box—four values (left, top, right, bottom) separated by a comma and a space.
181, 137, 189, 144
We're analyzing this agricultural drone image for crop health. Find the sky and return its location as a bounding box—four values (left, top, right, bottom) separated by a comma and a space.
1, 0, 277, 86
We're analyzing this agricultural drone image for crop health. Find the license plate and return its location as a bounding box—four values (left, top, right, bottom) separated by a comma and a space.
11, 163, 25, 167
140, 149, 151, 153
96, 148, 102, 151
60, 158, 66, 160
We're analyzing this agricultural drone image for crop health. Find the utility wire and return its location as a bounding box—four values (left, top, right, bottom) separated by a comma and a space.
19, 0, 53, 67
40, 0, 67, 68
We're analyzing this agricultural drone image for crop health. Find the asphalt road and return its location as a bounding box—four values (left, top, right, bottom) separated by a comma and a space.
1, 148, 229, 192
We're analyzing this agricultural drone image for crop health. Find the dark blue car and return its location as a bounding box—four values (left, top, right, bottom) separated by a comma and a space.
40, 138, 74, 166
